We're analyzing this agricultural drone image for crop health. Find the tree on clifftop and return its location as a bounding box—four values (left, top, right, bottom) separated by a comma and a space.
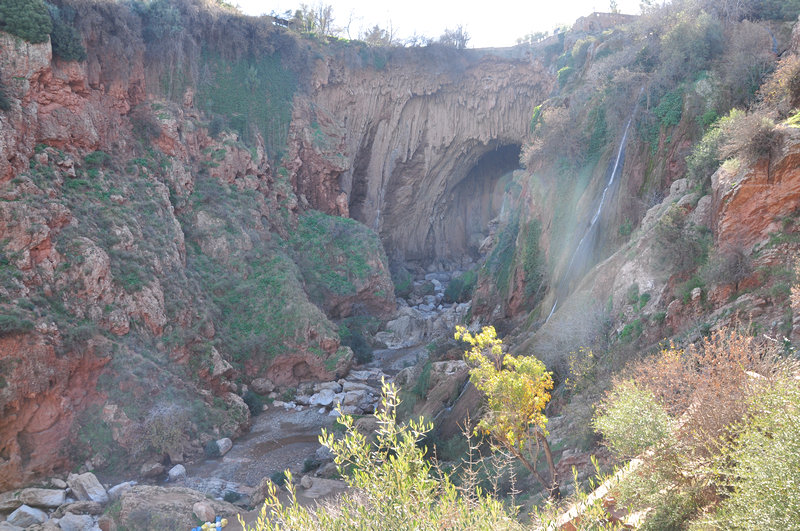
0, 0, 52, 43
456, 325, 561, 499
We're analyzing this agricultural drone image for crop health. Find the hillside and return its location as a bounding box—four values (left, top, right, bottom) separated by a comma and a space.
1, 0, 800, 528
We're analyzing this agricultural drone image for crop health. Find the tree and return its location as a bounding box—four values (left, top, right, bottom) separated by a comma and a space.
455, 325, 560, 499
0, 0, 52, 44
438, 25, 470, 49
241, 381, 521, 530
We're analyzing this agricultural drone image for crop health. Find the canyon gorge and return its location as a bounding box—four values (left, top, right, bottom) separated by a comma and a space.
2, 0, 800, 528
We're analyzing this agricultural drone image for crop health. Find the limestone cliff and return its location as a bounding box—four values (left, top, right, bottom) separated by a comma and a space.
289, 47, 553, 267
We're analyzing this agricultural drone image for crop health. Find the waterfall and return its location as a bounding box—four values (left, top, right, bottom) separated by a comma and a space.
546, 89, 643, 323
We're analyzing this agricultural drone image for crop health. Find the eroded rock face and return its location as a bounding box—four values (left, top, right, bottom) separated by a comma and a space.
290, 49, 553, 265
713, 129, 800, 252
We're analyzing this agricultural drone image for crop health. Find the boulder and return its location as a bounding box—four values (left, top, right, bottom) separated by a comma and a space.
53, 501, 103, 518
58, 513, 94, 531
7, 505, 48, 528
139, 462, 164, 478
107, 482, 135, 502
309, 388, 336, 407
67, 473, 109, 504
0, 522, 23, 531
167, 464, 186, 482
50, 479, 68, 489
300, 475, 313, 489
313, 381, 341, 393
116, 486, 240, 530
215, 438, 232, 456
0, 490, 22, 511
192, 501, 215, 522
19, 488, 65, 508
301, 478, 346, 499
250, 378, 275, 395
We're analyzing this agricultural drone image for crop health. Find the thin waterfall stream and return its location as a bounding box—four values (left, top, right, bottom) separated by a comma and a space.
546, 89, 643, 322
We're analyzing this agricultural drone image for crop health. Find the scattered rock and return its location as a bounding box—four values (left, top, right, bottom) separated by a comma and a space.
116, 486, 240, 530
7, 505, 48, 528
309, 388, 336, 407
50, 478, 67, 489
97, 515, 116, 531
167, 464, 186, 482
107, 482, 135, 502
302, 478, 346, 499
216, 438, 233, 456
0, 522, 23, 531
315, 462, 339, 479
53, 500, 103, 518
300, 475, 313, 489
192, 501, 215, 522
250, 378, 275, 395
139, 462, 164, 478
58, 513, 94, 531
0, 491, 23, 512
67, 473, 109, 504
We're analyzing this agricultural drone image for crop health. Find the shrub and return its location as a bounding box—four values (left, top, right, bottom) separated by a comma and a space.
0, 76, 10, 111
0, 0, 52, 43
0, 313, 34, 336
338, 323, 372, 364
242, 389, 266, 416
557, 66, 574, 87
391, 266, 412, 298
48, 5, 85, 62
594, 380, 671, 458
711, 371, 800, 529
269, 470, 288, 487
140, 404, 189, 457
204, 440, 221, 458
443, 270, 476, 303
654, 204, 709, 272
720, 111, 783, 165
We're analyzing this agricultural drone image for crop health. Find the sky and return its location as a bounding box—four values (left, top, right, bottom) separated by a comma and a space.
234, 0, 645, 48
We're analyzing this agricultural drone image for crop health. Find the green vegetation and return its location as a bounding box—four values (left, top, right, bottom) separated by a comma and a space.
243, 382, 519, 530
593, 381, 671, 458
47, 3, 86, 61
0, 0, 52, 43
443, 270, 476, 303
482, 214, 519, 298
290, 210, 387, 306
592, 329, 795, 529
195, 52, 296, 159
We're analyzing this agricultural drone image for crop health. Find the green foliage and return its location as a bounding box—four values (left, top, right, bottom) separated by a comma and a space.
617, 319, 643, 343
48, 4, 85, 62
242, 389, 267, 416
557, 66, 574, 88
711, 373, 800, 529
290, 210, 387, 304
593, 380, 671, 458
338, 321, 372, 364
241, 382, 519, 530
195, 51, 296, 159
84, 150, 111, 168
0, 311, 34, 336
0, 78, 10, 111
483, 214, 519, 298
654, 204, 710, 272
529, 104, 542, 133
520, 220, 544, 302
204, 439, 221, 458
391, 266, 413, 298
0, 0, 52, 43
659, 10, 723, 83
653, 87, 684, 129
618, 217, 632, 237
443, 270, 476, 303
140, 404, 189, 456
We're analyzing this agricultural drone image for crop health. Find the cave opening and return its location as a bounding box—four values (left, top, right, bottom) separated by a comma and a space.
431, 142, 522, 267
